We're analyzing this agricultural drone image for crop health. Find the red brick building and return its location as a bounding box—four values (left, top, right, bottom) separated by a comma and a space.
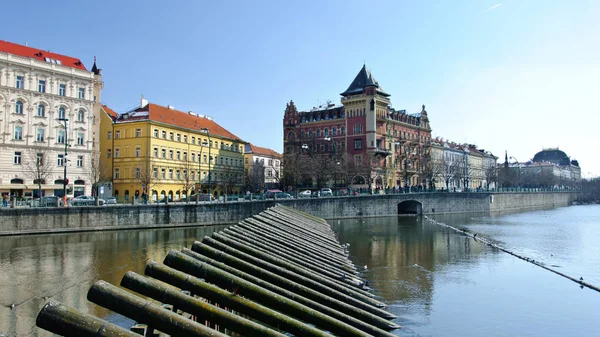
283, 65, 432, 191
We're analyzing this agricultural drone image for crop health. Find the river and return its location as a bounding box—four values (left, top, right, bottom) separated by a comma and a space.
1, 205, 599, 336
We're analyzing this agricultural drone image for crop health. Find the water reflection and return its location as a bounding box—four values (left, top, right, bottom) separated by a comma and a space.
0, 225, 226, 337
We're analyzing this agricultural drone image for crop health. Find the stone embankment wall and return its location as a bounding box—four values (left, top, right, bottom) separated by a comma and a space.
0, 192, 577, 236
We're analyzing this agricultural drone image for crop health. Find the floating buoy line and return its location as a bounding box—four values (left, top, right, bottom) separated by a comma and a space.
425, 217, 600, 293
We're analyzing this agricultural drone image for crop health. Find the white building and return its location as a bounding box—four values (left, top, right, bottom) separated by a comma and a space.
0, 40, 103, 199
244, 144, 282, 190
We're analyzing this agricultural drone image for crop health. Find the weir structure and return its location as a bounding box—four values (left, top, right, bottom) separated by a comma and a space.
36, 205, 400, 336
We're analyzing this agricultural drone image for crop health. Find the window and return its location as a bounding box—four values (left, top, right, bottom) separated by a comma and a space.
57, 154, 65, 166
192, 136, 195, 144
114, 168, 120, 179
78, 87, 85, 99
161, 149, 166, 158
135, 129, 141, 137
176, 170, 181, 180
77, 155, 83, 167
58, 107, 66, 119
14, 152, 21, 165
169, 169, 173, 179
341, 126, 345, 135
191, 153, 196, 162
107, 131, 112, 140
14, 126, 23, 140
135, 147, 141, 157
15, 76, 24, 89
183, 152, 187, 161
135, 167, 141, 179
37, 104, 45, 117
176, 151, 181, 160
176, 134, 181, 142
77, 133, 84, 145
154, 129, 159, 138
115, 130, 121, 139
355, 155, 362, 167
204, 155, 207, 163
169, 150, 173, 159
354, 139, 362, 150
36, 128, 45, 142
161, 168, 166, 179
332, 127, 337, 136
169, 132, 173, 140
162, 131, 166, 139
15, 101, 23, 114
77, 109, 85, 122
38, 80, 46, 93
107, 149, 111, 158
353, 123, 362, 134
115, 148, 120, 158
324, 128, 329, 137
183, 135, 187, 143
59, 84, 66, 96
153, 168, 158, 178
153, 148, 158, 157
191, 171, 195, 180
36, 153, 44, 166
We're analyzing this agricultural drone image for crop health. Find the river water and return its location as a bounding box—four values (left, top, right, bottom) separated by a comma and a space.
1, 205, 599, 336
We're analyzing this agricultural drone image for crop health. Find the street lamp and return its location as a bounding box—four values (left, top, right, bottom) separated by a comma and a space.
58, 118, 69, 204
323, 137, 338, 163
201, 128, 211, 195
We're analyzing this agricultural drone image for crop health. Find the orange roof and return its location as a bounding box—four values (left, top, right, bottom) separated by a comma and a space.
102, 105, 119, 119
0, 40, 87, 71
249, 144, 282, 158
117, 102, 244, 141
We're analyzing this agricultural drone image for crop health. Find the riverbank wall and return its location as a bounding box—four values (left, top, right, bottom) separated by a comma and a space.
0, 192, 578, 236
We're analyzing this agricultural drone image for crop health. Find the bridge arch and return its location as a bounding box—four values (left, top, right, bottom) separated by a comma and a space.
398, 200, 423, 215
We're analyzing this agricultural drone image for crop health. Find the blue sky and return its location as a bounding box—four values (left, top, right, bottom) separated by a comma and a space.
3, 0, 599, 176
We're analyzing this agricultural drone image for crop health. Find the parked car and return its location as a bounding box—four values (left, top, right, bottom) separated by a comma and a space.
102, 197, 117, 205
189, 194, 215, 202
71, 195, 105, 206
320, 188, 333, 197
311, 191, 321, 198
38, 196, 64, 207
298, 190, 312, 198
244, 194, 265, 200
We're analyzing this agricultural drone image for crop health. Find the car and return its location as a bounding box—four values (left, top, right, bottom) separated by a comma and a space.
38, 196, 64, 207
311, 191, 321, 198
189, 194, 215, 202
71, 195, 105, 206
298, 190, 312, 198
320, 188, 333, 197
102, 197, 117, 205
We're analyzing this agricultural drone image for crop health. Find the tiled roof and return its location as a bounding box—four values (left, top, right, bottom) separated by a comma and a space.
102, 105, 119, 119
117, 102, 244, 141
248, 144, 281, 158
341, 64, 389, 97
0, 40, 87, 71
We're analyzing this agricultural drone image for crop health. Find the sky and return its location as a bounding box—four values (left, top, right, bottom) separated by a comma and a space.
3, 0, 599, 177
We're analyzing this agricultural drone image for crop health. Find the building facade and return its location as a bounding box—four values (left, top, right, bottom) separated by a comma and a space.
501, 148, 581, 188
283, 65, 432, 191
243, 144, 282, 191
101, 98, 246, 202
0, 40, 102, 199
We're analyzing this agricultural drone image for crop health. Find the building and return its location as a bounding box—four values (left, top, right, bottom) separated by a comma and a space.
0, 40, 103, 199
243, 144, 282, 191
101, 98, 246, 202
283, 65, 432, 191
501, 148, 581, 188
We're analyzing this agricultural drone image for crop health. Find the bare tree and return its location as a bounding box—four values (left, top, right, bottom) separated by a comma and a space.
85, 151, 111, 204
179, 159, 196, 202
421, 152, 443, 191
218, 165, 241, 196
136, 161, 157, 202
484, 164, 498, 191
22, 147, 53, 199
245, 159, 265, 193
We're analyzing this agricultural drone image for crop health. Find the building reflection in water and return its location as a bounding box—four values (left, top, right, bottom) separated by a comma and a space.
0, 225, 227, 337
331, 215, 485, 313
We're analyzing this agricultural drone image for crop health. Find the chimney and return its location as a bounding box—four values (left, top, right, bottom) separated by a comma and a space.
168, 105, 175, 110
140, 95, 148, 107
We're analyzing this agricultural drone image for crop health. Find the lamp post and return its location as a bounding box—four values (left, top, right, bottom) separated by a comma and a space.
58, 118, 69, 204
201, 128, 211, 196
324, 137, 340, 190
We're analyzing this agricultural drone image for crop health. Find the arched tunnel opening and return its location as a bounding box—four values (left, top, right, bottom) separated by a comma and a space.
398, 200, 423, 215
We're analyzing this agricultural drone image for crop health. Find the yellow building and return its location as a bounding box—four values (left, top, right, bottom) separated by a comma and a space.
467, 145, 484, 189
100, 99, 246, 202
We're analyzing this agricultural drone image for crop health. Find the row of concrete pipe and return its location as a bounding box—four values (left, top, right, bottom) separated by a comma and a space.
36, 205, 400, 336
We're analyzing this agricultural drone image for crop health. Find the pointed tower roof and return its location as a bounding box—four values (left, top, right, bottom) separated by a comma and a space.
341, 64, 389, 97
91, 56, 100, 75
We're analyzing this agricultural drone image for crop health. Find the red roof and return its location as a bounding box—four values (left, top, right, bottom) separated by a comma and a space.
0, 40, 87, 71
102, 105, 119, 120
118, 103, 244, 141
249, 144, 282, 158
